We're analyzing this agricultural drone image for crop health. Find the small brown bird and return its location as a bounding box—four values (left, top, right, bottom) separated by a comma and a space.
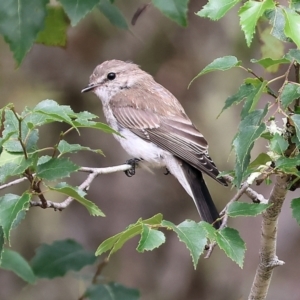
82, 60, 227, 227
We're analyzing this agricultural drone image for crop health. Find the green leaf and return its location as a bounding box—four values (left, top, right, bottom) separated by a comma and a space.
291, 114, 300, 142
280, 83, 300, 109
98, 0, 128, 29
162, 220, 207, 269
285, 48, 300, 64
266, 8, 290, 42
275, 154, 300, 174
251, 57, 289, 69
291, 0, 300, 11
96, 214, 163, 257
73, 119, 119, 135
0, 249, 36, 284
291, 197, 300, 226
50, 183, 105, 217
137, 225, 165, 252
152, 0, 189, 27
248, 153, 272, 170
239, 0, 275, 47
189, 56, 240, 87
57, 140, 104, 156
0, 0, 48, 65
233, 107, 268, 187
199, 221, 217, 241
283, 8, 300, 49
215, 227, 246, 268
227, 201, 270, 217
31, 239, 97, 278
269, 133, 288, 155
60, 0, 99, 26
84, 283, 140, 300
2, 110, 38, 153
36, 6, 68, 46
0, 227, 4, 261
0, 193, 31, 243
197, 0, 240, 21
36, 156, 79, 180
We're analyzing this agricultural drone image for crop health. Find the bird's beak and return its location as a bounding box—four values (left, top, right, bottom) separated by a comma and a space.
81, 83, 98, 93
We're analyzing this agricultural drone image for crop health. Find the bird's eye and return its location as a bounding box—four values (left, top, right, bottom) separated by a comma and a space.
107, 72, 116, 80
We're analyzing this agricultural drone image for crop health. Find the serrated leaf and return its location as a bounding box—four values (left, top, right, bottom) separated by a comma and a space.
269, 133, 288, 155
57, 140, 104, 156
36, 156, 79, 180
283, 8, 300, 49
248, 153, 272, 170
251, 57, 289, 69
189, 56, 240, 87
266, 8, 290, 42
239, 0, 275, 47
291, 0, 300, 11
0, 193, 31, 243
197, 0, 240, 21
227, 201, 270, 217
152, 0, 189, 27
31, 239, 97, 278
199, 221, 217, 241
73, 120, 119, 135
285, 48, 300, 64
98, 0, 128, 29
291, 114, 300, 142
84, 283, 140, 300
50, 183, 105, 217
0, 0, 48, 65
275, 155, 300, 174
137, 224, 165, 252
0, 249, 36, 284
215, 227, 246, 267
291, 197, 300, 225
60, 0, 99, 26
233, 107, 268, 187
96, 214, 163, 257
162, 220, 207, 269
280, 83, 300, 109
36, 6, 68, 46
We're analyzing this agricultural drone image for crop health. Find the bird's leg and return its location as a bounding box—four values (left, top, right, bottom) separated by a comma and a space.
124, 158, 141, 177
164, 168, 171, 175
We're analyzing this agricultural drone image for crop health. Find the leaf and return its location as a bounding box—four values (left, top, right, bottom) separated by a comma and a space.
275, 154, 300, 174
227, 201, 270, 217
31, 239, 97, 278
215, 227, 246, 268
285, 48, 300, 64
233, 107, 268, 187
73, 120, 119, 135
269, 133, 289, 155
291, 114, 300, 142
162, 220, 207, 269
57, 140, 104, 156
50, 183, 105, 217
291, 197, 300, 226
96, 214, 163, 257
36, 6, 68, 46
199, 221, 217, 241
0, 227, 4, 261
0, 249, 36, 284
189, 56, 241, 87
60, 0, 99, 26
137, 224, 165, 252
152, 0, 189, 27
248, 153, 272, 170
283, 8, 300, 49
0, 193, 31, 243
251, 57, 289, 69
84, 283, 140, 300
0, 0, 48, 65
197, 0, 240, 21
98, 0, 128, 29
36, 156, 79, 180
280, 83, 300, 109
266, 8, 290, 42
239, 0, 275, 47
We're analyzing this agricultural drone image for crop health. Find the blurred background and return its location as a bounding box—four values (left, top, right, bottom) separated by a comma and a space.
1, 0, 299, 299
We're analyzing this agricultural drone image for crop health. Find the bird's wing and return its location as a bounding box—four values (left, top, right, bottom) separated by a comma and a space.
111, 104, 227, 185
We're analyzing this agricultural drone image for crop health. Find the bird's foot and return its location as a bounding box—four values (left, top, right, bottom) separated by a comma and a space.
125, 158, 141, 177
164, 168, 171, 175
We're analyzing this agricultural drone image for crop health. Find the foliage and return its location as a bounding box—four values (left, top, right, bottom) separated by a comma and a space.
1, 0, 300, 299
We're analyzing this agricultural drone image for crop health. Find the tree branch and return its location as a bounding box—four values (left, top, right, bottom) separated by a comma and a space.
248, 175, 288, 300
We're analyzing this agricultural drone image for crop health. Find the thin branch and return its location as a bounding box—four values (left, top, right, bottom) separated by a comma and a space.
0, 176, 28, 191
248, 175, 288, 300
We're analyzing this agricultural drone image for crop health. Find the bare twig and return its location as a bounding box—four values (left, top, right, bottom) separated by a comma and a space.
248, 175, 288, 300
0, 176, 28, 191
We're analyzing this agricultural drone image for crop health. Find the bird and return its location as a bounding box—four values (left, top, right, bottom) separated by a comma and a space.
82, 60, 227, 228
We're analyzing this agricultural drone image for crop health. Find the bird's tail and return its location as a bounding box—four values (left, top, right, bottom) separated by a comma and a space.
180, 160, 221, 229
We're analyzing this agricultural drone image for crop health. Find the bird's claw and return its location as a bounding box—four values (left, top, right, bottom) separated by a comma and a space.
125, 158, 140, 177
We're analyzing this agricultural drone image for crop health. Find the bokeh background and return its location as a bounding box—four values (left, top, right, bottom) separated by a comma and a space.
1, 1, 299, 299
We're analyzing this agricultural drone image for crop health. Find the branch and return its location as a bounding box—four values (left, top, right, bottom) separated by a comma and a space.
248, 175, 288, 300
30, 164, 132, 210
